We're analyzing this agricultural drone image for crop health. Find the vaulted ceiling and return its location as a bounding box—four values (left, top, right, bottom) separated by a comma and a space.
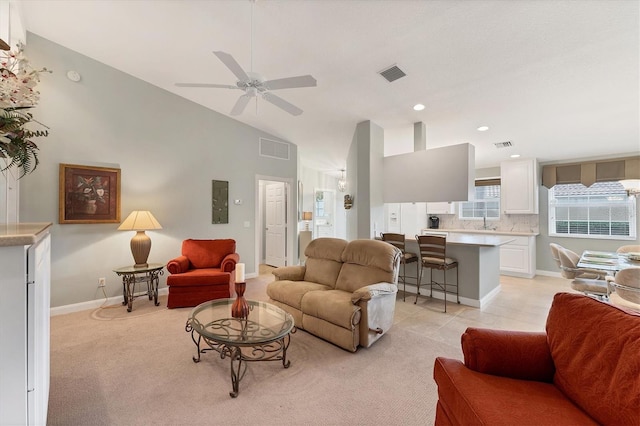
17, 0, 639, 173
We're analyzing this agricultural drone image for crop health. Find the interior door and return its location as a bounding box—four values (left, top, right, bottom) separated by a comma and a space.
314, 189, 335, 238
265, 182, 287, 267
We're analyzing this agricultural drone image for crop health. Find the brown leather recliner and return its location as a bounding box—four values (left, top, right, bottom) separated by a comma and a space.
166, 239, 239, 308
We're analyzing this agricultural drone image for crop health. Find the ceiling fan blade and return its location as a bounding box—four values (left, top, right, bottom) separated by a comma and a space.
213, 51, 249, 82
175, 83, 239, 89
263, 92, 303, 116
264, 75, 317, 90
230, 94, 252, 116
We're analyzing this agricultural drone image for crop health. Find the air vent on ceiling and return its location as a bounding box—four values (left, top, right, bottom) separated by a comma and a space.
260, 137, 290, 160
379, 64, 406, 83
494, 141, 513, 149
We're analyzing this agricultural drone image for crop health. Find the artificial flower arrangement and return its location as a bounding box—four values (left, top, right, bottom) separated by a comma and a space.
0, 39, 51, 178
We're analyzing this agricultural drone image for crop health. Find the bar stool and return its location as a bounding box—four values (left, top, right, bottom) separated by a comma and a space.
415, 234, 459, 312
380, 233, 419, 301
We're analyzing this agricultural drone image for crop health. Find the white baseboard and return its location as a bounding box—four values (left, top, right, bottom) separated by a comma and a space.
51, 288, 169, 316
50, 272, 260, 316
401, 282, 501, 309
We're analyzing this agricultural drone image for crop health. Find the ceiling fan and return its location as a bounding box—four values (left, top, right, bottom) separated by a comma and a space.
176, 51, 317, 116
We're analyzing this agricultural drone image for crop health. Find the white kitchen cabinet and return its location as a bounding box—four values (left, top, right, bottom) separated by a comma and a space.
426, 202, 456, 214
499, 235, 536, 278
501, 158, 539, 214
0, 224, 51, 426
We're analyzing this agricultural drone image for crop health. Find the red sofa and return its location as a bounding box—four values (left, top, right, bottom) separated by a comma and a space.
433, 293, 640, 425
166, 239, 239, 308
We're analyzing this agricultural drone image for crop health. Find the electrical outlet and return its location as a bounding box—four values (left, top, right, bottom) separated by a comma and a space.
98, 277, 106, 287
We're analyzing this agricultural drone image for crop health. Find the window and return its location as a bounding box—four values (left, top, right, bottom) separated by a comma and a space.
459, 184, 501, 220
549, 182, 636, 239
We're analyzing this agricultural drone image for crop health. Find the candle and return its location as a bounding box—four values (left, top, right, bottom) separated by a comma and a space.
235, 263, 245, 283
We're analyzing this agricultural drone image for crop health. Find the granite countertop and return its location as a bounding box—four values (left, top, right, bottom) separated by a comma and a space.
0, 223, 52, 247
424, 228, 539, 237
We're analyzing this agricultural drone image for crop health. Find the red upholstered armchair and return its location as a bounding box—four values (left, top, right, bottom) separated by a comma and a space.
166, 239, 239, 308
433, 293, 640, 425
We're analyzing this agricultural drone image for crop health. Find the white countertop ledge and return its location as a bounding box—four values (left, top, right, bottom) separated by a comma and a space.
406, 233, 515, 247
424, 228, 539, 237
0, 223, 52, 247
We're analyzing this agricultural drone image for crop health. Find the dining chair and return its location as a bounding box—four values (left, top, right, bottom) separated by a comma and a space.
616, 245, 640, 254
556, 245, 610, 298
414, 234, 458, 312
380, 233, 419, 301
555, 244, 607, 280
549, 243, 563, 270
607, 267, 640, 312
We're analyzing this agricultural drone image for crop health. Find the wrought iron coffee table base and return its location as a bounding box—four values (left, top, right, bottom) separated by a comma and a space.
185, 319, 295, 398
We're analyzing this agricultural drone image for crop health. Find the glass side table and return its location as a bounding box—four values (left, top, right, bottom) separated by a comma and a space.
185, 298, 295, 397
113, 263, 165, 312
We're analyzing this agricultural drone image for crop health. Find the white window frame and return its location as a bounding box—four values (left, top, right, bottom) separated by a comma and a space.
459, 183, 501, 221
548, 182, 637, 240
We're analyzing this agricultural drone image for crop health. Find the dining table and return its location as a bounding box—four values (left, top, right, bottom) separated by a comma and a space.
578, 250, 640, 274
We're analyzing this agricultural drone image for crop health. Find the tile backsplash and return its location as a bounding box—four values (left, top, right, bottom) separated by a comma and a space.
436, 214, 540, 233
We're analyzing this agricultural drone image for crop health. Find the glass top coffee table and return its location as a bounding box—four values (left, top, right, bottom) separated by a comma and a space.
185, 298, 295, 397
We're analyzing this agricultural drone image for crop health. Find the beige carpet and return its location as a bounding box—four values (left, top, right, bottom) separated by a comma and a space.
47, 270, 468, 426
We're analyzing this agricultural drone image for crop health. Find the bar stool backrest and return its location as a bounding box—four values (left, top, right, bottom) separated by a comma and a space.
416, 234, 447, 265
380, 233, 407, 253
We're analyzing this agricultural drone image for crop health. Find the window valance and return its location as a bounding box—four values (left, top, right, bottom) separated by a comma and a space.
542, 156, 640, 189
475, 178, 500, 187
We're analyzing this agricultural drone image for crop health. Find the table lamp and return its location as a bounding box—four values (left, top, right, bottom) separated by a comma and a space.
118, 210, 162, 268
302, 211, 312, 231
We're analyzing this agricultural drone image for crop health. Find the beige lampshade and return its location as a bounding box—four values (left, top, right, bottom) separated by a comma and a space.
118, 211, 162, 267
118, 211, 162, 231
302, 211, 312, 221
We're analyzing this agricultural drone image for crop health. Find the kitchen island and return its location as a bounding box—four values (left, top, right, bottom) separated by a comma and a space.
403, 233, 515, 308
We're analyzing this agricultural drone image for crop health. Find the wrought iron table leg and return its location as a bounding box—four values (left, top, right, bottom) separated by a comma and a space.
150, 270, 161, 306
121, 278, 128, 306
123, 274, 135, 312
147, 272, 153, 300
189, 326, 202, 363
282, 334, 291, 368
229, 346, 246, 398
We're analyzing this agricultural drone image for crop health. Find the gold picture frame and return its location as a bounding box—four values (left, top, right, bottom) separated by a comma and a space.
59, 163, 121, 224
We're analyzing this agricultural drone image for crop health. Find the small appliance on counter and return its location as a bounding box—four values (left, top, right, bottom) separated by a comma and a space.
429, 216, 440, 229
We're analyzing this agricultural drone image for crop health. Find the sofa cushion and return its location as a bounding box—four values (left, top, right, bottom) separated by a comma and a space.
546, 293, 640, 425
266, 280, 331, 310
335, 240, 398, 293
433, 357, 597, 426
166, 268, 230, 286
301, 289, 361, 329
303, 238, 348, 288
182, 239, 235, 269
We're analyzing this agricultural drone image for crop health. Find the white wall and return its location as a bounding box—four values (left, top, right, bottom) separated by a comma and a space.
19, 33, 298, 307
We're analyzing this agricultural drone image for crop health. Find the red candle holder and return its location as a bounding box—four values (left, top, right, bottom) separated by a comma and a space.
231, 281, 249, 319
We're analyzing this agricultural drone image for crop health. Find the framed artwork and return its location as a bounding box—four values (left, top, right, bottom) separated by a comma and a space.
59, 163, 121, 224
212, 180, 229, 224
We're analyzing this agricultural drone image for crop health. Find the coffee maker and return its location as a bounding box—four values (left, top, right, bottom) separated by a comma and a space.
429, 215, 440, 229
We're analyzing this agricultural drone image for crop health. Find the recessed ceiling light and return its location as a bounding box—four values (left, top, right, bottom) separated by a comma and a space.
477, 126, 489, 131
510, 154, 521, 158
413, 104, 425, 111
